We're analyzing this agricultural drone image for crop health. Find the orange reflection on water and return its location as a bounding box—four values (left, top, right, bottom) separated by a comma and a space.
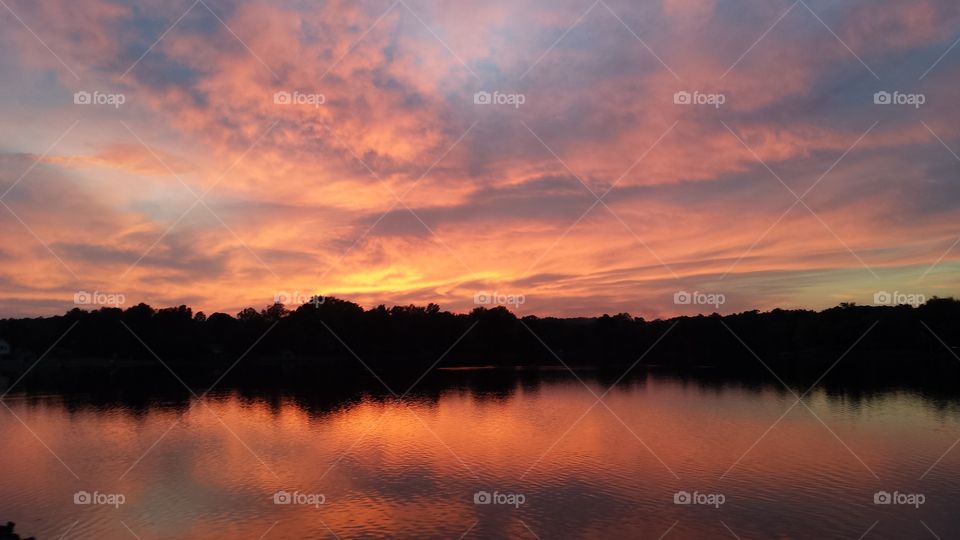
1, 376, 959, 538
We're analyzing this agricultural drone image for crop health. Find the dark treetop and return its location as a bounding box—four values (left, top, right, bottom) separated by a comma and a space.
1, 298, 958, 380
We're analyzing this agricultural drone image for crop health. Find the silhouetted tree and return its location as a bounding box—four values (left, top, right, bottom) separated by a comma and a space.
0, 296, 958, 379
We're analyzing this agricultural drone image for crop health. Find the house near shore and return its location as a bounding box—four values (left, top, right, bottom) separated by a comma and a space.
0, 339, 10, 356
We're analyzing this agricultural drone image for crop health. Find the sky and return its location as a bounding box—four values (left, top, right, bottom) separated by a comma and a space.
0, 0, 958, 318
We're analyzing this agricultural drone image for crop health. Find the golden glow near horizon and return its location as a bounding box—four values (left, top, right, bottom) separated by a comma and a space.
0, 0, 959, 318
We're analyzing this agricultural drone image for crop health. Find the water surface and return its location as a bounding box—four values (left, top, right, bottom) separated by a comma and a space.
2, 370, 959, 539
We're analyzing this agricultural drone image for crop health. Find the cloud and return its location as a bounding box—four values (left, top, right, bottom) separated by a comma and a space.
0, 0, 959, 317
43, 143, 194, 175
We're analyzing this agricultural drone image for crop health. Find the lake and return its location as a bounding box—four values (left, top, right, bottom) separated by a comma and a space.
1, 369, 958, 539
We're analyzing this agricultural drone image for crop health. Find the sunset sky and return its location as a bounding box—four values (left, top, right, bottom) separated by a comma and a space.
1, 0, 958, 318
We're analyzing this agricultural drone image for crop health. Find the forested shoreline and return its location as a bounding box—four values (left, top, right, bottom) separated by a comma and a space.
1, 298, 958, 376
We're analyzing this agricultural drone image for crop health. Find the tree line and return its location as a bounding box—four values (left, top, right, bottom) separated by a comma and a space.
1, 297, 958, 376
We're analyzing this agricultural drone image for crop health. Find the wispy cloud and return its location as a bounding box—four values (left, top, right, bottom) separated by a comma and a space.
1, 0, 959, 317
